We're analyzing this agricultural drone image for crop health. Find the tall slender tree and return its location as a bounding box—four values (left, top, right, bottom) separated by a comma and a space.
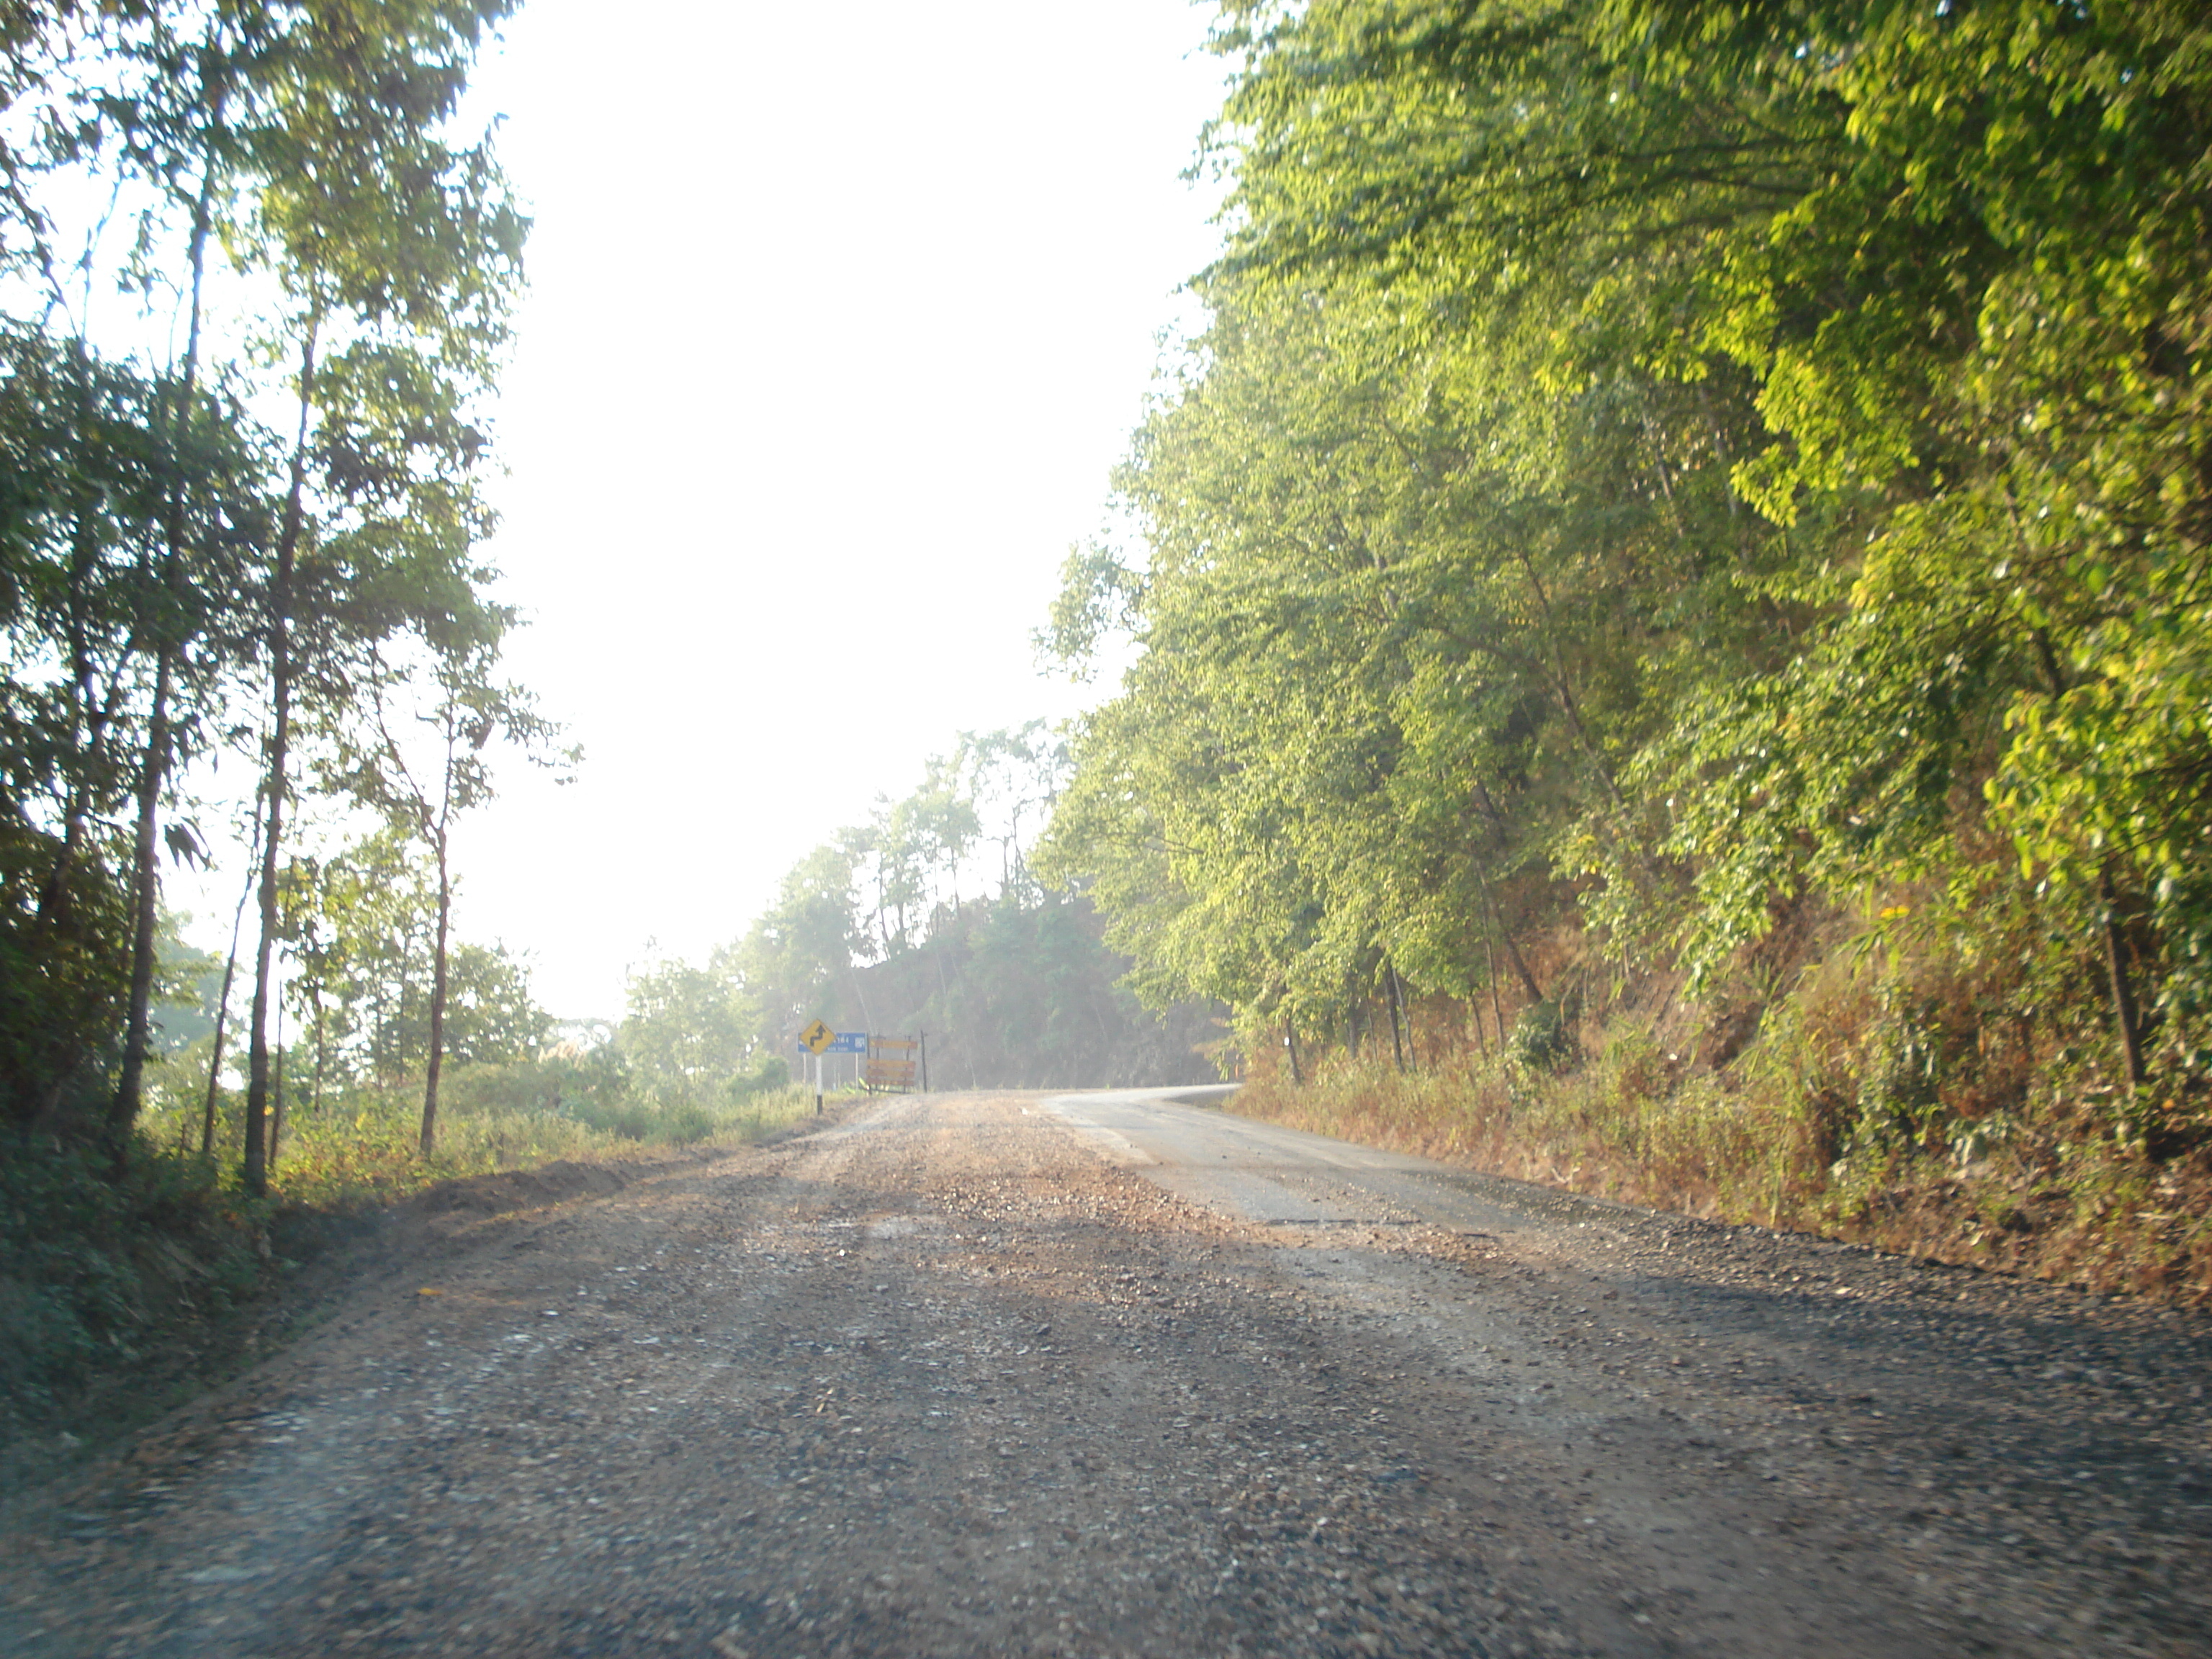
232, 0, 526, 1192
328, 639, 563, 1155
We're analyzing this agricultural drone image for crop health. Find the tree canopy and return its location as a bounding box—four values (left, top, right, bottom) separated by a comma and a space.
0, 0, 541, 1185
1043, 0, 2212, 1144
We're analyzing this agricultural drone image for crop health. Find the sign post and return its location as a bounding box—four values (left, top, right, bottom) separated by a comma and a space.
798, 1018, 834, 1114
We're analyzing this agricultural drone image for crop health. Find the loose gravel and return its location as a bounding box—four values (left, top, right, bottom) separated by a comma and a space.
1, 1092, 2206, 1658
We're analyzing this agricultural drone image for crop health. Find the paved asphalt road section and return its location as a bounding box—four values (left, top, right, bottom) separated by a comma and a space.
3, 1088, 2208, 1657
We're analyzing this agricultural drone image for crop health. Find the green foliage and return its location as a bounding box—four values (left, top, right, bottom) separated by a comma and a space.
0, 0, 571, 1434
1043, 0, 2212, 1180
617, 948, 764, 1110
281, 826, 548, 1084
0, 0, 536, 1167
1508, 1000, 1574, 1075
0, 321, 272, 1132
0, 1136, 269, 1458
0, 819, 132, 1130
0, 1146, 145, 1421
732, 843, 865, 1045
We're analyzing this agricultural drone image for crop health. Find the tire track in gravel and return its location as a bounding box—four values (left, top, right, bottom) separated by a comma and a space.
1, 1091, 2204, 1658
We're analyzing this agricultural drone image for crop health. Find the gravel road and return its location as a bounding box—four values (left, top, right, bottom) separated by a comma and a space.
3, 1088, 2207, 1658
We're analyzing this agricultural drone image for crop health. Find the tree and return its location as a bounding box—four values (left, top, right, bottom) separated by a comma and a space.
281, 826, 546, 1090
1042, 0, 2212, 1148
328, 639, 565, 1154
0, 1, 553, 1213
235, 0, 528, 1193
619, 953, 755, 1110
733, 843, 864, 1051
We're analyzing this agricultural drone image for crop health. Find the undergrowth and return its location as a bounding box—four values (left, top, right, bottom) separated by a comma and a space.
179, 1076, 824, 1209
1234, 1007, 2212, 1305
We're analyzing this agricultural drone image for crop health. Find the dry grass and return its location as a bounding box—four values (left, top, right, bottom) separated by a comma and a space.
273, 1087, 824, 1210
131, 1057, 825, 1211
1232, 1027, 2212, 1305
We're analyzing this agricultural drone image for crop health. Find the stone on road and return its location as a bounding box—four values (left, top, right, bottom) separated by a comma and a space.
3, 1089, 2206, 1657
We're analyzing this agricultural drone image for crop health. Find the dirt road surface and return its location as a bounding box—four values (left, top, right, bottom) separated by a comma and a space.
4, 1088, 2208, 1658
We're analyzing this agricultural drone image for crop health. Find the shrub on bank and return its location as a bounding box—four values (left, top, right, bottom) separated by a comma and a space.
0, 1140, 267, 1483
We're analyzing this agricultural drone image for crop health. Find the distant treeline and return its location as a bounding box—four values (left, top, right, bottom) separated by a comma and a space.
616, 724, 1225, 1096
839, 895, 1223, 1090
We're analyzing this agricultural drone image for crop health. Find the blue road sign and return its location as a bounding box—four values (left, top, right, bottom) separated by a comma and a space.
826, 1032, 868, 1054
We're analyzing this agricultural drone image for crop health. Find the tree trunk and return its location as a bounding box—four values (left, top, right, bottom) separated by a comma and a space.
1471, 845, 1543, 1006
1484, 930, 1507, 1051
310, 983, 327, 1116
242, 685, 289, 1195
245, 318, 319, 1197
202, 966, 234, 1156
201, 803, 264, 1156
1385, 962, 1406, 1072
420, 831, 451, 1158
109, 647, 174, 1154
113, 120, 225, 1153
1494, 912, 1543, 1007
1286, 1019, 1303, 1085
269, 992, 285, 1172
2099, 862, 2149, 1091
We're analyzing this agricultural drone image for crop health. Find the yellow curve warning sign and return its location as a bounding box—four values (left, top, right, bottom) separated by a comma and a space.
798, 1018, 835, 1054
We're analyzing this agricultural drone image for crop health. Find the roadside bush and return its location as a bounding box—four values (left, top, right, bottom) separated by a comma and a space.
730, 1055, 789, 1098
0, 1138, 267, 1471
572, 1096, 717, 1144
1508, 999, 1574, 1073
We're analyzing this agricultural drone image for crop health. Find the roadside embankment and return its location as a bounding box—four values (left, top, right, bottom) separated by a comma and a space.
0, 1086, 845, 1496
1225, 1048, 2212, 1306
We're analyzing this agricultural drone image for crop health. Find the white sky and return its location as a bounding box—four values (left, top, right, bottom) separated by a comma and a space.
428, 0, 1226, 1017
